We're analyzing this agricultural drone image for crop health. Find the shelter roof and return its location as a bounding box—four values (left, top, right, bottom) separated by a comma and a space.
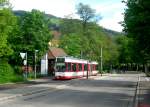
48, 47, 67, 59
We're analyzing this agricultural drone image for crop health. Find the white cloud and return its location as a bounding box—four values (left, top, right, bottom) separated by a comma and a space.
9, 0, 125, 32
92, 1, 125, 32
10, 0, 76, 18
94, 1, 124, 13
99, 12, 124, 32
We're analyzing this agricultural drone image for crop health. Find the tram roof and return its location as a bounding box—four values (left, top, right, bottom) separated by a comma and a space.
90, 61, 98, 64
56, 56, 98, 64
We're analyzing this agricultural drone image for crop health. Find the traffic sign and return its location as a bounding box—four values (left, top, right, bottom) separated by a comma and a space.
20, 53, 26, 59
23, 60, 27, 65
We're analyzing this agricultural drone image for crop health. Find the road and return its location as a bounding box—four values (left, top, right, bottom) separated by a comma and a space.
0, 73, 139, 107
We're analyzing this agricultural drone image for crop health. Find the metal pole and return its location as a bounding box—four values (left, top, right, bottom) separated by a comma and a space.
34, 50, 38, 79
26, 52, 27, 79
87, 61, 88, 79
34, 51, 36, 79
100, 47, 103, 72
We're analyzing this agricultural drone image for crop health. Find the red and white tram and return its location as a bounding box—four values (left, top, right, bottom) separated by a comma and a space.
54, 57, 98, 80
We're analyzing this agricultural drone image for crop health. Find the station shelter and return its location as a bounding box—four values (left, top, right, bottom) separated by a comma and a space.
40, 47, 67, 76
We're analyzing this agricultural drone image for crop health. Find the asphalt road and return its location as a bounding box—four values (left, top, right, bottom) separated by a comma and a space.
0, 73, 139, 107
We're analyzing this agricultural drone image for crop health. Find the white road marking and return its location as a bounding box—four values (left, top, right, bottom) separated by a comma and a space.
56, 85, 68, 89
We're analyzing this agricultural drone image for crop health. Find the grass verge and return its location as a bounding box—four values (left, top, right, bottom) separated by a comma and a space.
0, 62, 24, 84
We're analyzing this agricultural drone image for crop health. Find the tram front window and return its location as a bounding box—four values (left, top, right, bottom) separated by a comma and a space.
56, 63, 66, 72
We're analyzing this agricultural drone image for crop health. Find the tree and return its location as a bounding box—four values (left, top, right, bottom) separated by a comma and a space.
123, 0, 150, 71
59, 3, 119, 72
0, 4, 17, 60
0, 0, 24, 82
59, 18, 119, 70
76, 3, 100, 32
76, 3, 102, 59
60, 33, 81, 57
116, 36, 131, 64
9, 9, 52, 65
0, 0, 9, 8
60, 18, 82, 35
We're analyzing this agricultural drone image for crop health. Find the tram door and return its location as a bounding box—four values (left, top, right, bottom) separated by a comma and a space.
89, 64, 92, 76
48, 59, 55, 76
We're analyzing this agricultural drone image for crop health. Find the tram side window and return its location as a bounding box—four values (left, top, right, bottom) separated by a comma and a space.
68, 63, 71, 71
79, 64, 82, 71
72, 63, 76, 72
96, 65, 98, 70
56, 63, 66, 72
93, 65, 95, 71
84, 64, 87, 71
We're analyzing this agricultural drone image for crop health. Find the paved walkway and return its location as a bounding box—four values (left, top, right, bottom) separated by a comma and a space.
138, 75, 150, 107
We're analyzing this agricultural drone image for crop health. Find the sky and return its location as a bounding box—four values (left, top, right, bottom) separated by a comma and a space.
9, 0, 125, 32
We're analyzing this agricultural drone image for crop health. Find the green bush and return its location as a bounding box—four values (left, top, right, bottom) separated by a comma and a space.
28, 72, 34, 79
0, 62, 23, 83
14, 66, 22, 74
11, 75, 24, 82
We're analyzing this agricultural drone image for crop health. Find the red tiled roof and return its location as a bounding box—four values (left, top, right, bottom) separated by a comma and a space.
48, 47, 67, 59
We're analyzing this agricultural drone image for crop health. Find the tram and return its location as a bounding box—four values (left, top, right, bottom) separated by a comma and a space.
54, 57, 98, 80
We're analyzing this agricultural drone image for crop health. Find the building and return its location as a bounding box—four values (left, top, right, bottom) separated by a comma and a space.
40, 47, 67, 76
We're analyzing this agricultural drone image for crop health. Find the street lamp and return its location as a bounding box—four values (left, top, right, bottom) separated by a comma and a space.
87, 60, 89, 79
34, 50, 39, 79
100, 47, 103, 76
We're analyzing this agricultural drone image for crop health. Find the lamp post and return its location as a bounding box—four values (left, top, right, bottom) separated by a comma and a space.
100, 47, 103, 75
25, 52, 28, 79
34, 50, 39, 79
87, 60, 89, 79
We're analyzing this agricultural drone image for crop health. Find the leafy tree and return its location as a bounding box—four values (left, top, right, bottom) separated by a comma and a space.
60, 33, 81, 57
60, 18, 82, 57
60, 18, 82, 35
76, 3, 102, 59
59, 3, 119, 72
59, 18, 119, 72
0, 8, 17, 60
9, 9, 52, 65
76, 3, 98, 31
116, 36, 132, 64
0, 0, 24, 83
0, 0, 9, 8
123, 0, 150, 67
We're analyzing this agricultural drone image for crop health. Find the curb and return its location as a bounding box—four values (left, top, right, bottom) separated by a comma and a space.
133, 75, 140, 107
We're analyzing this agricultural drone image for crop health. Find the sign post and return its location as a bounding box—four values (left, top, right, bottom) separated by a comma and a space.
100, 47, 103, 76
87, 60, 89, 79
20, 52, 27, 80
34, 50, 38, 79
